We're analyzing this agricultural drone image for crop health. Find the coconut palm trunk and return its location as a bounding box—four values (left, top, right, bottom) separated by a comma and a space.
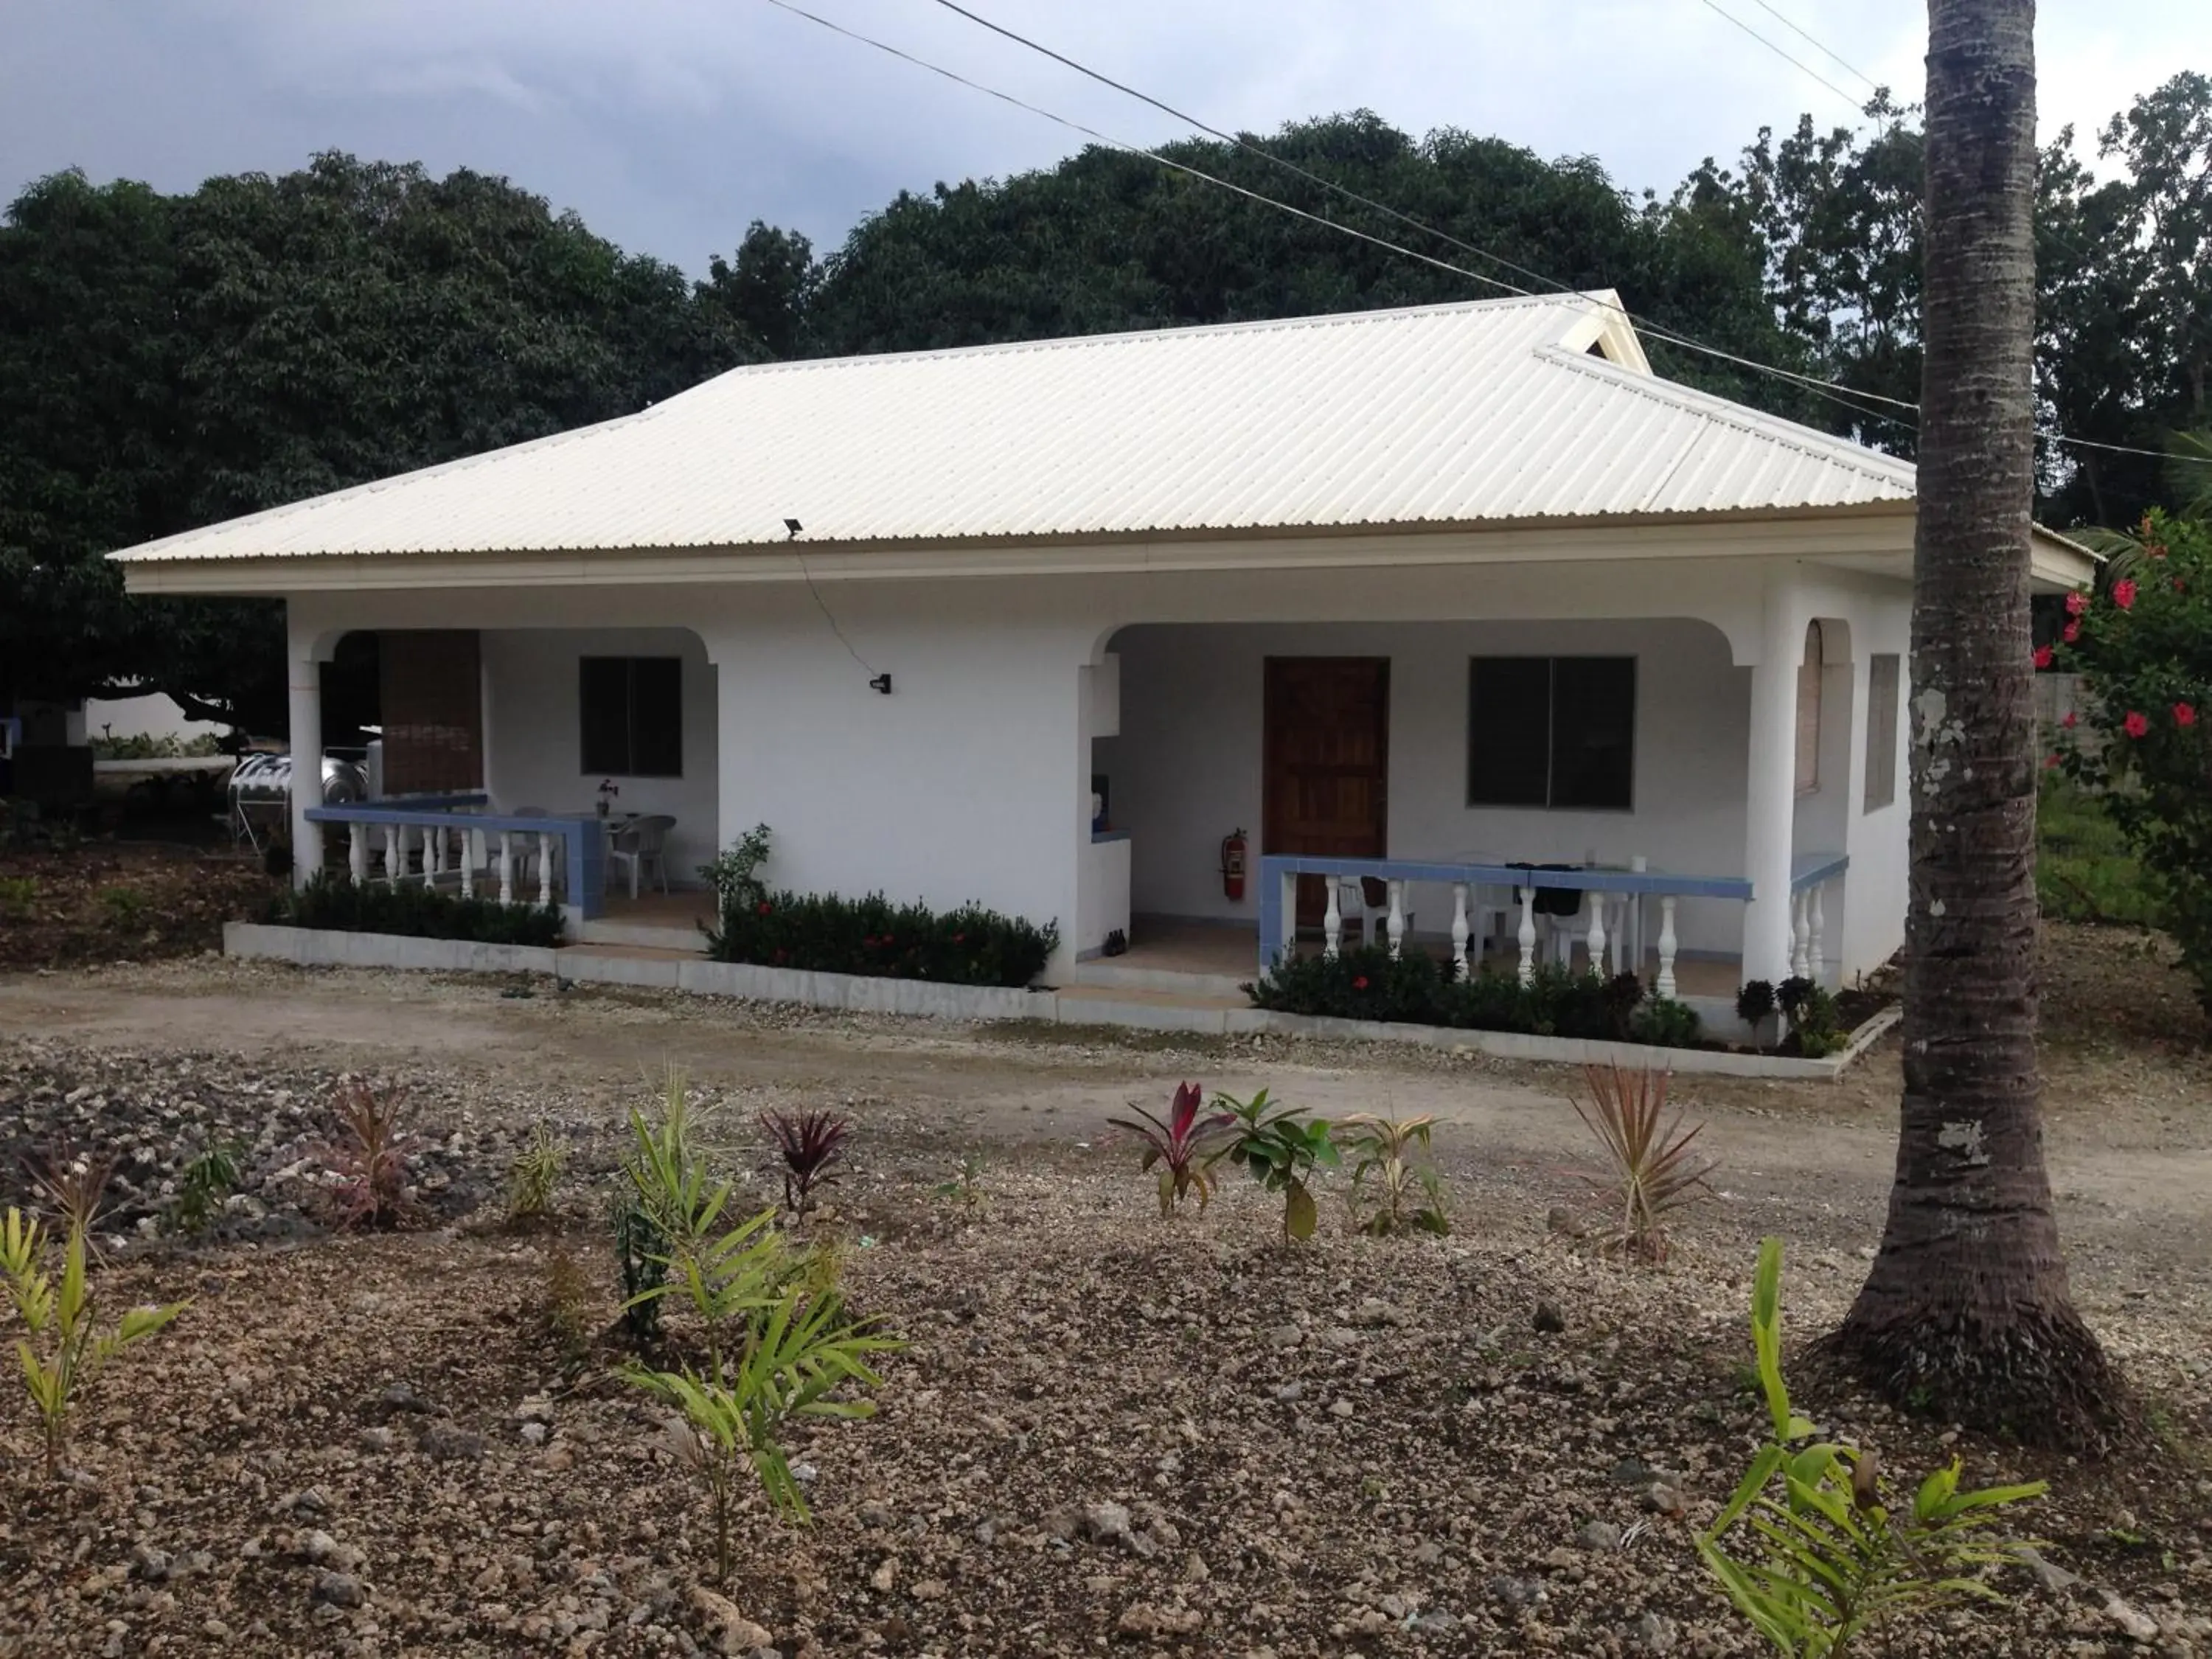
1830, 0, 2120, 1445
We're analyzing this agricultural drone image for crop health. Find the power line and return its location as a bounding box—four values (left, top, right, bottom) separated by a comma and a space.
1742, 0, 1885, 95
908, 0, 1916, 431
1694, 0, 1868, 113
774, 0, 2180, 465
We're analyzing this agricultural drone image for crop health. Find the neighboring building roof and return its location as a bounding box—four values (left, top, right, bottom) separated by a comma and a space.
108, 292, 1926, 567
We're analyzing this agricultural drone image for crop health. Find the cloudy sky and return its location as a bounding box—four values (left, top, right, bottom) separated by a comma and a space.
4, 0, 2205, 276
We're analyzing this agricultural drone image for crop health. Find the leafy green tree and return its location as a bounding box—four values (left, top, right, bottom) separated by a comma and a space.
0, 156, 765, 731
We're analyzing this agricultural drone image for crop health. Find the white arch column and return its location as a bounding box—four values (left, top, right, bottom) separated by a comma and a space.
1741, 569, 1802, 984
285, 613, 333, 887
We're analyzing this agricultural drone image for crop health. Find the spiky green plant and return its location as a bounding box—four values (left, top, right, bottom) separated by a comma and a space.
1572, 1064, 1715, 1261
1698, 1239, 2046, 1656
506, 1121, 568, 1226
1339, 1111, 1449, 1237
1, 1208, 187, 1475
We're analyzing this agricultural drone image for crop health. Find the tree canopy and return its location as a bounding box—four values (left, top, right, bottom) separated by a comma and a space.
4, 83, 2208, 729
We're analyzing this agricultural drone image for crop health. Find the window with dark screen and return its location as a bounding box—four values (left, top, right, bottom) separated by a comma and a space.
580, 657, 683, 778
1467, 656, 1635, 810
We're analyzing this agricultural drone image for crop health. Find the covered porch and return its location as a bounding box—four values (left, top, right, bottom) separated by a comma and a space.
1074, 601, 1890, 1005
289, 622, 721, 922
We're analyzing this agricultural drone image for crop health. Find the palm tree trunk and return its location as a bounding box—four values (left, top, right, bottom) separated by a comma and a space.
1829, 0, 2121, 1447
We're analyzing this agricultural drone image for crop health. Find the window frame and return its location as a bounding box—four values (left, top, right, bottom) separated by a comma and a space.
1863, 652, 1901, 812
1465, 653, 1638, 813
579, 655, 684, 779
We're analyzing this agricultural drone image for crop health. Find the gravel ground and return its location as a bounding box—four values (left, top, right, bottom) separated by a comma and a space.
1, 927, 2208, 1658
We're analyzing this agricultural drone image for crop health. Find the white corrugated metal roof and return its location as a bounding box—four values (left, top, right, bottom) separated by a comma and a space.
109, 292, 1917, 565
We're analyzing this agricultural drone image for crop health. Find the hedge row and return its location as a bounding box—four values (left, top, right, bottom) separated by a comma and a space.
1247, 946, 1701, 1046
705, 890, 1058, 988
262, 872, 566, 947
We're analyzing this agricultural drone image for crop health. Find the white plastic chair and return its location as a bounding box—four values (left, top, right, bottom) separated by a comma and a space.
609, 814, 676, 900
1338, 876, 1415, 950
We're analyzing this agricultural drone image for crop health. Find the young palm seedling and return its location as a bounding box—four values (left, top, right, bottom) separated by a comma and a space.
1571, 1063, 1714, 1262
1211, 1089, 1339, 1242
759, 1108, 852, 1215
1108, 1082, 1236, 1217
1, 1207, 187, 1475
171, 1144, 241, 1238
1339, 1111, 1450, 1237
620, 1082, 899, 1579
1700, 1239, 2045, 1655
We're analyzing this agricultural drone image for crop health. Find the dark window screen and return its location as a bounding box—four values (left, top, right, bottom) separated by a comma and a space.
1550, 658, 1635, 809
1467, 658, 1551, 807
1467, 656, 1635, 810
580, 657, 683, 778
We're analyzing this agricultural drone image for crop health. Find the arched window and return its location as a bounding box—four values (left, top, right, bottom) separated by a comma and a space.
1795, 622, 1823, 796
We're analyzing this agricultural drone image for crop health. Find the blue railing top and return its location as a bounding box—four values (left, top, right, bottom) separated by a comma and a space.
1256, 853, 1754, 902
305, 798, 604, 837
1790, 851, 1849, 891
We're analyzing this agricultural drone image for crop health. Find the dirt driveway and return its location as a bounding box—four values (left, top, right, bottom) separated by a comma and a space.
4, 923, 2206, 1307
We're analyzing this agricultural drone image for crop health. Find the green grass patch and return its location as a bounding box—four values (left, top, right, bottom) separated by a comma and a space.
2039, 776, 2160, 927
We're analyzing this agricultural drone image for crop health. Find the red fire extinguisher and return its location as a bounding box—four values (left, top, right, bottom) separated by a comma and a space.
1220, 829, 1248, 902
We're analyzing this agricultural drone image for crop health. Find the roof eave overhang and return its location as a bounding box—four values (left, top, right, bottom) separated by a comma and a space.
119, 501, 1924, 596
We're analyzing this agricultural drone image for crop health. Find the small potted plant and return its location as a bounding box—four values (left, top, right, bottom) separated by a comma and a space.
596, 779, 620, 818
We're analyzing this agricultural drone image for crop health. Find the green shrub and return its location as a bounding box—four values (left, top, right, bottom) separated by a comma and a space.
706, 888, 1057, 987
2051, 507, 2212, 1013
0, 875, 38, 921
1211, 1090, 1338, 1242
262, 870, 565, 946
2037, 776, 2157, 925
1249, 947, 1699, 1047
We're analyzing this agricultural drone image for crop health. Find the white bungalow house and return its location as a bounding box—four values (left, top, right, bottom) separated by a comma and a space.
111, 293, 2093, 1013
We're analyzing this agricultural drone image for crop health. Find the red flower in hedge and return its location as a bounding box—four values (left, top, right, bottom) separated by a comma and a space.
2062, 619, 2081, 644
2032, 644, 2053, 669
2147, 542, 2168, 559
1352, 975, 1369, 990
757, 900, 772, 916
2043, 753, 2061, 769
2124, 710, 2151, 739
2177, 703, 2199, 729
863, 935, 879, 947
2061, 711, 2077, 729
2065, 590, 2088, 616
952, 932, 966, 945
2112, 578, 2138, 611
882, 935, 894, 947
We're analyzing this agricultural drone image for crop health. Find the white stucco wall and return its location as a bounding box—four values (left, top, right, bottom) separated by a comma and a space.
1106, 617, 1754, 957
479, 628, 721, 885
276, 545, 1910, 982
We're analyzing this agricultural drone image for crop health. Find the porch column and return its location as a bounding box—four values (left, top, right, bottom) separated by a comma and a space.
286, 622, 324, 888
1742, 574, 1800, 984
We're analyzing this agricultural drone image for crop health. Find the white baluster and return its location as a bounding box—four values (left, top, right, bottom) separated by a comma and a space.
1322, 880, 1343, 960
1791, 888, 1812, 979
1656, 896, 1679, 999
1516, 885, 1537, 987
428, 827, 445, 880
459, 828, 475, 899
1586, 890, 1607, 977
1450, 883, 1470, 978
1808, 882, 1826, 987
498, 832, 514, 905
347, 821, 367, 886
1385, 880, 1406, 960
384, 824, 401, 887
538, 832, 555, 908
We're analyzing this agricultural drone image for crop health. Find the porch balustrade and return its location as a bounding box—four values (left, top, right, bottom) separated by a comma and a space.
303, 794, 611, 919
1257, 852, 1846, 995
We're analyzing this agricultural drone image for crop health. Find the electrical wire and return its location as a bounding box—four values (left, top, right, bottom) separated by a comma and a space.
1694, 0, 1869, 111
1745, 0, 1885, 93
792, 543, 880, 675
917, 0, 1916, 431
776, 0, 2181, 465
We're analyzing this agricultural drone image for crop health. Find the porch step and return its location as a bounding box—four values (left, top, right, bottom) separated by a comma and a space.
1066, 960, 1253, 1000
574, 918, 709, 952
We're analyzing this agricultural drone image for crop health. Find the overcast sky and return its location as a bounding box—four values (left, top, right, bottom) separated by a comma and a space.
4, 1, 2205, 276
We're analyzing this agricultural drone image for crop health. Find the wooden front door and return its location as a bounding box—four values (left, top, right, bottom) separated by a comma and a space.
1263, 657, 1390, 925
